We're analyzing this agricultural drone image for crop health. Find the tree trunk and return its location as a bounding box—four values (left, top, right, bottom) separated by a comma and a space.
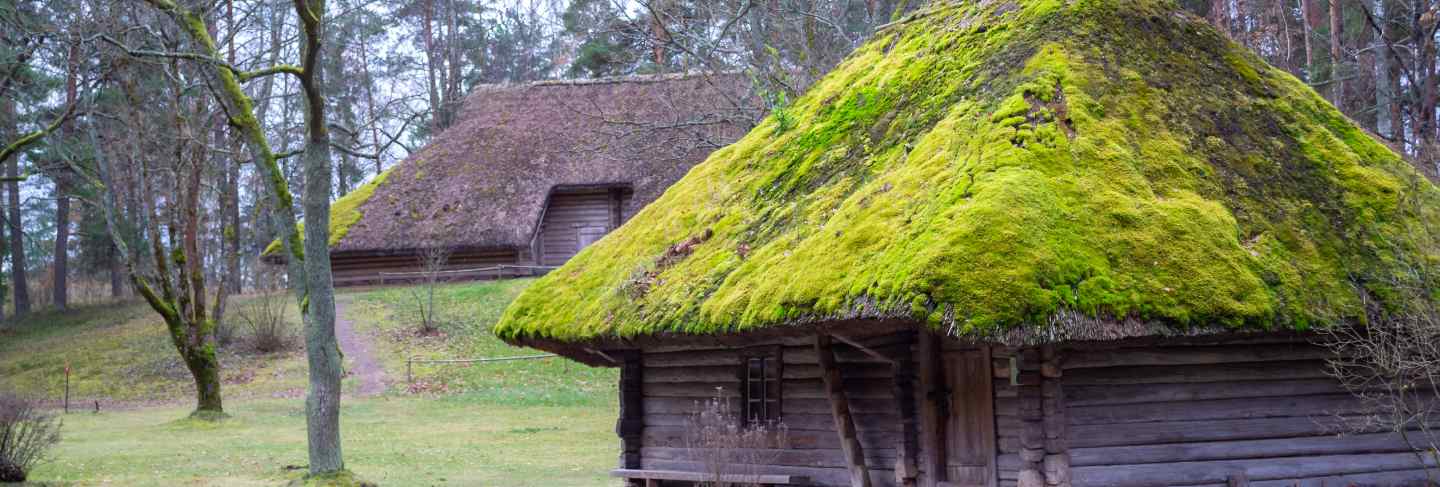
185, 344, 224, 412
53, 42, 78, 311
1329, 0, 1346, 107
1211, 0, 1230, 33
110, 244, 123, 299
422, 0, 444, 131
1302, 0, 1317, 82
297, 0, 345, 474
52, 193, 69, 310
4, 97, 30, 318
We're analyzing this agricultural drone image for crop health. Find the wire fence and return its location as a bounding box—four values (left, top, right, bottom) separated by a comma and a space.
374, 265, 558, 285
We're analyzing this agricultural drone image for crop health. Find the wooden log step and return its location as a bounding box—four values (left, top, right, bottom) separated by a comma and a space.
1069, 452, 1437, 486
1063, 361, 1331, 386
639, 459, 900, 487
1063, 378, 1346, 407
1070, 431, 1438, 467
1062, 344, 1332, 369
611, 468, 807, 485
1067, 394, 1364, 425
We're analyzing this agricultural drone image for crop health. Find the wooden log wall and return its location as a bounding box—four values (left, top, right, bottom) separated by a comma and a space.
638, 335, 908, 486
538, 188, 633, 266
329, 248, 521, 287
1054, 341, 1438, 487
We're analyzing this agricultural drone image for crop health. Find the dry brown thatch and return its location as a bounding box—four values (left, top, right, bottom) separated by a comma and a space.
332, 72, 752, 257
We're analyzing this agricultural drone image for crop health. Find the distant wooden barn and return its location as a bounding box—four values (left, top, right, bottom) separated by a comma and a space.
495, 1, 1440, 487
266, 73, 750, 286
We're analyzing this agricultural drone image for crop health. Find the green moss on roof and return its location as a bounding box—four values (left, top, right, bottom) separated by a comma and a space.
262, 168, 394, 257
496, 0, 1440, 343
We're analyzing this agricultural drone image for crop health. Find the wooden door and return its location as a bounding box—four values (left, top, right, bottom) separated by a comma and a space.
943, 349, 996, 487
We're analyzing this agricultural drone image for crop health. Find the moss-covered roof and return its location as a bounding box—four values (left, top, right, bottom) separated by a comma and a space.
262, 168, 394, 258
495, 0, 1440, 345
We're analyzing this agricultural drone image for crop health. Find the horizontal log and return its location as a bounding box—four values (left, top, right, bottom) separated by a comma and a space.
640, 459, 900, 487
1069, 452, 1436, 486
643, 426, 901, 452
1248, 469, 1439, 487
1064, 378, 1345, 407
645, 382, 740, 398
1063, 360, 1331, 386
785, 379, 895, 400
1069, 416, 1354, 448
640, 446, 896, 469
642, 412, 900, 432
1070, 431, 1439, 467
1067, 394, 1363, 425
1063, 344, 1332, 369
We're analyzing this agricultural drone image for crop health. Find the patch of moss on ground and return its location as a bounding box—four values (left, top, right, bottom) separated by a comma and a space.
497, 0, 1440, 342
264, 168, 394, 257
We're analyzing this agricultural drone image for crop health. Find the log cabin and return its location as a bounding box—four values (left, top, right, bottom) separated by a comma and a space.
263, 73, 749, 286
495, 1, 1440, 486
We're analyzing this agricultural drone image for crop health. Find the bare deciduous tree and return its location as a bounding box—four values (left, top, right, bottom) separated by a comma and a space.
406, 245, 452, 335
1320, 295, 1440, 481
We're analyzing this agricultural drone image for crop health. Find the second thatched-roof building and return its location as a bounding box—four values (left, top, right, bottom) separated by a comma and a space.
267, 72, 752, 286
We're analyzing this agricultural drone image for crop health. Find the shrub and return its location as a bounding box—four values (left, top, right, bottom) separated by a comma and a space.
0, 390, 60, 483
684, 392, 788, 487
237, 292, 293, 353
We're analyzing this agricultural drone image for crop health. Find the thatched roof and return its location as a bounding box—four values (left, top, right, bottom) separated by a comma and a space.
494, 0, 1440, 352
269, 72, 752, 258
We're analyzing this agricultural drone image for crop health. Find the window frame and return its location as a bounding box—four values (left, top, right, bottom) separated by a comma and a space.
737, 345, 784, 425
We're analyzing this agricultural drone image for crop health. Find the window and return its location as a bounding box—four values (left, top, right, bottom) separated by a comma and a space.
740, 347, 782, 424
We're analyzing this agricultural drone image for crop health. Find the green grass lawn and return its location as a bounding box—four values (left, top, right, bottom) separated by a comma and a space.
26, 395, 618, 486
349, 279, 617, 403
0, 296, 313, 405
2, 280, 622, 486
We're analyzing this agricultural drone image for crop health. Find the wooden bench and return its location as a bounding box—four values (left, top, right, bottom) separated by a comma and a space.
611, 469, 810, 486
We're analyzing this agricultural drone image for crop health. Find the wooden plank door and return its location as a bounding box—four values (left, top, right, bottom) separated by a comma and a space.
944, 349, 996, 487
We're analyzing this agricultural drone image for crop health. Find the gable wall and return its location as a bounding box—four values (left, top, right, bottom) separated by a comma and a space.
538, 188, 633, 267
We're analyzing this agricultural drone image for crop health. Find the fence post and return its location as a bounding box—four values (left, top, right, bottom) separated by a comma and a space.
64, 361, 71, 414
406, 357, 412, 387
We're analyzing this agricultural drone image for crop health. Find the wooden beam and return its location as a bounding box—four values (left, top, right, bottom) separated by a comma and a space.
816, 333, 873, 487
616, 350, 644, 484
917, 331, 944, 487
892, 332, 919, 487
833, 333, 897, 364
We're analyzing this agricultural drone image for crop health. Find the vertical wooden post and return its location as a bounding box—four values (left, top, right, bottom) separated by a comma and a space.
892, 332, 919, 487
1039, 346, 1069, 487
63, 362, 71, 414
616, 350, 644, 486
1016, 347, 1045, 487
916, 332, 942, 487
608, 187, 624, 230
816, 333, 872, 487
